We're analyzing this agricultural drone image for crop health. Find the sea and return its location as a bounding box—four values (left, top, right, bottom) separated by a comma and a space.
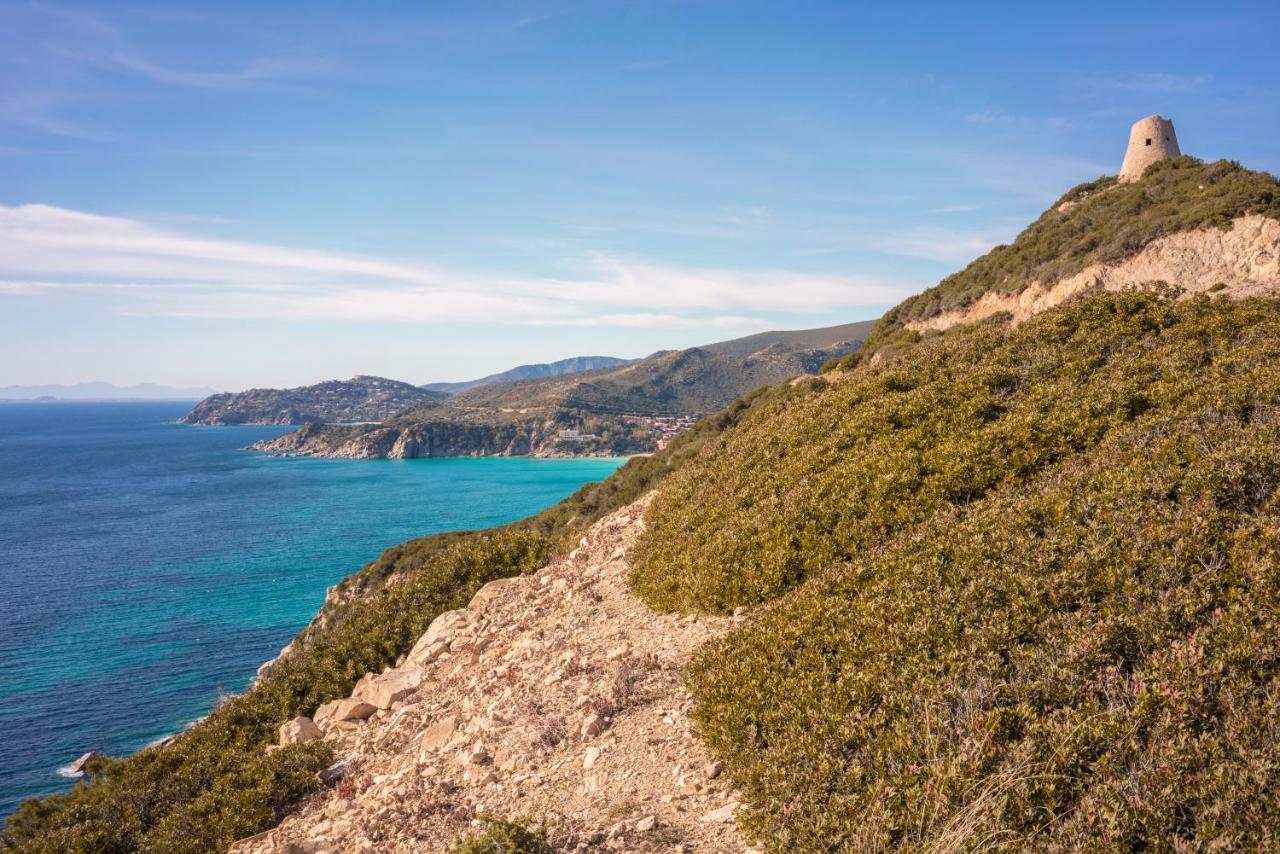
0, 401, 625, 818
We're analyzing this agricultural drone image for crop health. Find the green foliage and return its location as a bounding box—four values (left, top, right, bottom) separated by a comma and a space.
854, 158, 1280, 361
451, 816, 556, 854
634, 292, 1280, 849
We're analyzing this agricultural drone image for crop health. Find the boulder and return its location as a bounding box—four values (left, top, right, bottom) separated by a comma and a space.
317, 757, 350, 785
468, 577, 517, 611
312, 699, 342, 727
67, 751, 101, 776
279, 716, 321, 746
407, 609, 468, 664
417, 715, 458, 756
353, 665, 425, 710
332, 698, 377, 722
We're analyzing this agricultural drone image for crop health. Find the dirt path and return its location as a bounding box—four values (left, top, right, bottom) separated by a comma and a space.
232, 495, 751, 853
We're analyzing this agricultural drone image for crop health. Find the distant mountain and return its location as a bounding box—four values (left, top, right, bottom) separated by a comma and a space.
180, 376, 448, 426
0, 382, 216, 401
700, 320, 877, 359
420, 356, 634, 395
251, 321, 876, 459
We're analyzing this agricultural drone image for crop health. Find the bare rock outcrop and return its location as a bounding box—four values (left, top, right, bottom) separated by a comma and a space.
907, 214, 1280, 333
231, 495, 748, 853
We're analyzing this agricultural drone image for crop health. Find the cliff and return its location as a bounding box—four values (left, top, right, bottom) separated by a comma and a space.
180, 376, 445, 426
252, 413, 655, 459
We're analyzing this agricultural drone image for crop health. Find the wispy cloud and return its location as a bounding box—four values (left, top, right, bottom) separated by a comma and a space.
1075, 72, 1213, 95
0, 204, 915, 327
101, 49, 331, 88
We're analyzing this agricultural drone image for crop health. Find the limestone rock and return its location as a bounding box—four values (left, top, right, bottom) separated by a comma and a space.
66, 752, 101, 776
333, 698, 377, 722
279, 716, 322, 747
354, 665, 424, 710
417, 716, 458, 756
407, 610, 468, 664
468, 577, 517, 611
701, 801, 740, 823
312, 700, 341, 727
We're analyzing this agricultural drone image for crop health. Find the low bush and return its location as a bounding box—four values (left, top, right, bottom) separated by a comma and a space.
634, 291, 1280, 848
632, 290, 1277, 611
451, 815, 556, 853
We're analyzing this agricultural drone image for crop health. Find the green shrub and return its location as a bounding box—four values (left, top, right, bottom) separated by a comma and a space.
451, 816, 556, 853
631, 290, 1277, 612
636, 292, 1280, 849
856, 157, 1280, 360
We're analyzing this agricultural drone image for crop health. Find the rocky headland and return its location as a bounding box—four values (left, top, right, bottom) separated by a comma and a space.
181, 376, 446, 426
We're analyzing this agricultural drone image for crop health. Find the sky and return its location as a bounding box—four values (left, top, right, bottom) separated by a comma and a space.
1, 1, 1276, 391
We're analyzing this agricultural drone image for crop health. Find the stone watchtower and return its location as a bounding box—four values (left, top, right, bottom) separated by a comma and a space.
1119, 115, 1181, 182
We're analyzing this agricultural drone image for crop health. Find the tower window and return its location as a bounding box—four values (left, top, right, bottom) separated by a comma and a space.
1145, 138, 1152, 146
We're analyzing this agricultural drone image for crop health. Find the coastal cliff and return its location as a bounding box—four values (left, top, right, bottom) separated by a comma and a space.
250, 414, 656, 459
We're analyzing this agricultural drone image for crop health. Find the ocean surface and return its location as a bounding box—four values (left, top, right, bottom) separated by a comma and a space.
0, 401, 624, 817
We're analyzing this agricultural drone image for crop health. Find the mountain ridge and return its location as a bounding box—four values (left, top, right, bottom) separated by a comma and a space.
250, 321, 875, 458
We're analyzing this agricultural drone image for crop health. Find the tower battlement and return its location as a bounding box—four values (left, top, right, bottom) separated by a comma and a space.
1119, 115, 1181, 182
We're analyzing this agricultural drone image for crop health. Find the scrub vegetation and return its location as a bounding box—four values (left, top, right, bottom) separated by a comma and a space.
634, 291, 1280, 849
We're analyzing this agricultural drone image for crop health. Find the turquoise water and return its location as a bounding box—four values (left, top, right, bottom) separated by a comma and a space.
0, 401, 624, 817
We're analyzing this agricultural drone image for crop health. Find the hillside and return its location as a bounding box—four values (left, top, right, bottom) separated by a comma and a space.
854, 157, 1280, 361
251, 323, 869, 459
420, 355, 634, 395
10, 162, 1280, 852
631, 291, 1280, 848
179, 376, 447, 426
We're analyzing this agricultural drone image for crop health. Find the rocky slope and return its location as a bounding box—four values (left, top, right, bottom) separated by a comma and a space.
232, 496, 750, 853
906, 213, 1280, 333
181, 376, 446, 426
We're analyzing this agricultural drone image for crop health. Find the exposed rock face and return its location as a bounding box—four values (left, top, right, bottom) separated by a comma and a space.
248, 416, 654, 459
906, 215, 1280, 334
230, 496, 749, 853
179, 376, 444, 426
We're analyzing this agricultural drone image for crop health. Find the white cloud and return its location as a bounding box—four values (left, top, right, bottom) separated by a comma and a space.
0, 204, 915, 326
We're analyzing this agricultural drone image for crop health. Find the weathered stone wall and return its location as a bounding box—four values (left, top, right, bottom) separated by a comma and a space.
1119, 114, 1181, 182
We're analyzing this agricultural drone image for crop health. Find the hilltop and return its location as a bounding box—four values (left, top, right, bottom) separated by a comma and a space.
179, 376, 447, 426
7, 159, 1280, 852
251, 321, 873, 459
420, 356, 635, 395
853, 157, 1280, 362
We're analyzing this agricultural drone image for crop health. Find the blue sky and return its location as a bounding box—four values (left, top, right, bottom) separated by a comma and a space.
1, 0, 1276, 390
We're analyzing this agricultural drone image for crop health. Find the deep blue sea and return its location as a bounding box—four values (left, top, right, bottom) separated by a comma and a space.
0, 401, 624, 817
